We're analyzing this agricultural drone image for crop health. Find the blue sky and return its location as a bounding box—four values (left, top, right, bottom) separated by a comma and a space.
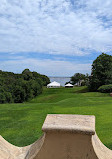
0, 0, 112, 76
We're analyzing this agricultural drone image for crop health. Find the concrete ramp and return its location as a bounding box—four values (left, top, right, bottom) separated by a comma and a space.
0, 114, 112, 159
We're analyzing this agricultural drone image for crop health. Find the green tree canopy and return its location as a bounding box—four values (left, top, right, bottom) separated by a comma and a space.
88, 53, 112, 91
71, 73, 86, 85
0, 69, 50, 103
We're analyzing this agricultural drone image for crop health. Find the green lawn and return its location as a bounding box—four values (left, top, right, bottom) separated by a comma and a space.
0, 86, 112, 149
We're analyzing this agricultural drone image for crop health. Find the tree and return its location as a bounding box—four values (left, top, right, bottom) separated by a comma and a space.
88, 53, 112, 91
0, 87, 13, 103
5, 92, 13, 103
0, 93, 6, 103
0, 87, 6, 103
13, 86, 26, 103
71, 73, 86, 85
0, 69, 50, 103
29, 79, 43, 97
32, 71, 50, 86
22, 69, 33, 81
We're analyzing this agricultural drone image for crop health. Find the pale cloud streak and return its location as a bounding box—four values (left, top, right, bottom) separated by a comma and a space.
0, 58, 91, 76
0, 0, 112, 55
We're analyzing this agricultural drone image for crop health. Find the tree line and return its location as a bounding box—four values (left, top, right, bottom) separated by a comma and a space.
69, 53, 112, 91
0, 69, 50, 103
0, 53, 111, 103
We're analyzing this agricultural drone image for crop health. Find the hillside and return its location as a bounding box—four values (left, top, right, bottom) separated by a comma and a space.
0, 86, 112, 149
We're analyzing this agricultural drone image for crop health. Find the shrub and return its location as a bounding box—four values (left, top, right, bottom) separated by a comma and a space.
0, 69, 50, 103
5, 92, 13, 103
98, 84, 112, 93
13, 86, 26, 103
0, 93, 6, 103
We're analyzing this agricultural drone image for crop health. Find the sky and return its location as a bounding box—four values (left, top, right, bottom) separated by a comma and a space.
0, 0, 112, 76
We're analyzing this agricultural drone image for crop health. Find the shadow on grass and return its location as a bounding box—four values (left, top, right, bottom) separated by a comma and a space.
72, 87, 89, 93
105, 143, 112, 150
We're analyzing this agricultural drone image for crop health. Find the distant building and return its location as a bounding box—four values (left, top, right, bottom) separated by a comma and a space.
65, 83, 73, 88
47, 81, 61, 88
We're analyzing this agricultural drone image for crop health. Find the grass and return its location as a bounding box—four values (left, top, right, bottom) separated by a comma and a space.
0, 86, 112, 149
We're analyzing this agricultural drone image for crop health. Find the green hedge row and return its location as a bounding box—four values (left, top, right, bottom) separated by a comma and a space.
0, 69, 50, 103
98, 84, 112, 93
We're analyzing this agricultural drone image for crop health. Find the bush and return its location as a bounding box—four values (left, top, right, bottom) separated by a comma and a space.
0, 93, 6, 103
13, 86, 26, 103
5, 92, 13, 103
0, 69, 50, 103
98, 85, 112, 93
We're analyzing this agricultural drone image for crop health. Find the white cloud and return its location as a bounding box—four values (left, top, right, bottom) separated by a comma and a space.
0, 0, 112, 55
0, 58, 91, 76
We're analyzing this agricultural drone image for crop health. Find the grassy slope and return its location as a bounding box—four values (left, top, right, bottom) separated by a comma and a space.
0, 86, 112, 149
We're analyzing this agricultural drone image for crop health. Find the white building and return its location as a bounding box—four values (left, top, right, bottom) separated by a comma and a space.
47, 81, 61, 88
65, 83, 73, 88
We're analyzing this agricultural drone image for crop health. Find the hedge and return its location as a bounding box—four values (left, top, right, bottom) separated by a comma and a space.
98, 84, 112, 93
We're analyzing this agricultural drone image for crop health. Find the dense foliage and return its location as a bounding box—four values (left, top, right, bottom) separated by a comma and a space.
0, 69, 50, 103
70, 73, 89, 86
88, 53, 112, 91
98, 85, 112, 93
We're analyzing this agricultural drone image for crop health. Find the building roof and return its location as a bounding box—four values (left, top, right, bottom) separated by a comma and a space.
65, 83, 73, 87
47, 81, 61, 87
